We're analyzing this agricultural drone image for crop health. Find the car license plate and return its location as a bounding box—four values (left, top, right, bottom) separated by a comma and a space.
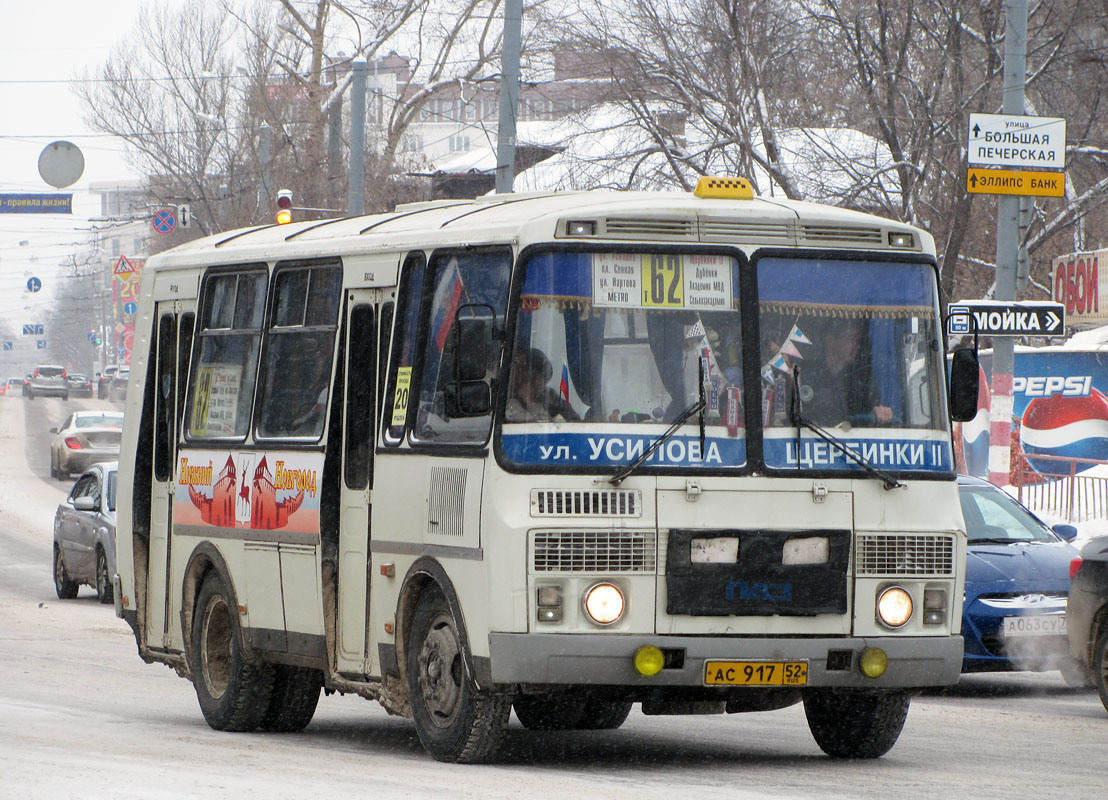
704, 660, 808, 686
1002, 614, 1067, 637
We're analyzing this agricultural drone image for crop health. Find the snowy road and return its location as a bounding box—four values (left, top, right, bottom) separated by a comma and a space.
1, 395, 1106, 799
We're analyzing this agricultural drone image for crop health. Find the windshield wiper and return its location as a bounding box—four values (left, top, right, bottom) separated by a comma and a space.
789, 365, 905, 491
610, 358, 707, 486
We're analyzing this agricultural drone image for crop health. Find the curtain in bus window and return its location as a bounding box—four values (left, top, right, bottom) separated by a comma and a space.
188, 271, 266, 439
411, 248, 510, 444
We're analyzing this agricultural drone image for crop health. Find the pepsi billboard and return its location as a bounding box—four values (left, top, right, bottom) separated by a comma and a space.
958, 347, 1108, 480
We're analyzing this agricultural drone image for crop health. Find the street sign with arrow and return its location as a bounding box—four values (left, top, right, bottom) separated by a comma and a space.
947, 300, 1065, 337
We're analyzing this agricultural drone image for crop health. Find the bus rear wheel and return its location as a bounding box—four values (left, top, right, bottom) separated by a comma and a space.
803, 689, 910, 758
407, 589, 511, 763
190, 571, 275, 732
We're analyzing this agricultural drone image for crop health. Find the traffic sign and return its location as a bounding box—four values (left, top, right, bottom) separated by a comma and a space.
26, 276, 41, 292
114, 255, 135, 276
124, 301, 138, 316
152, 208, 177, 234
37, 339, 47, 350
948, 300, 1064, 337
2, 342, 11, 351
967, 113, 1066, 170
967, 167, 1065, 197
22, 323, 44, 335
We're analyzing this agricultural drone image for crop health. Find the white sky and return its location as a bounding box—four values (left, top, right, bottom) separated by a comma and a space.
0, 0, 150, 360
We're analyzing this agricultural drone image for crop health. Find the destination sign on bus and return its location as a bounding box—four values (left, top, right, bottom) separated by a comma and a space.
592, 253, 732, 310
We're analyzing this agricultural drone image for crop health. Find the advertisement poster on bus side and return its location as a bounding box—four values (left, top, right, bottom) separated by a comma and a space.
175, 449, 323, 533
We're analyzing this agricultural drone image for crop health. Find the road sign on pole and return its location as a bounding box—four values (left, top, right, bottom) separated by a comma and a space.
947, 300, 1064, 337
152, 208, 177, 234
26, 276, 41, 292
967, 113, 1066, 170
966, 167, 1065, 197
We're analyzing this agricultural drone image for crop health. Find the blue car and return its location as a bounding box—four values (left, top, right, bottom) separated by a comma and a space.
958, 475, 1083, 680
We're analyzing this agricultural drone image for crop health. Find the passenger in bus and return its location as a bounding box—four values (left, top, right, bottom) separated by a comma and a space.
800, 322, 892, 427
506, 347, 576, 422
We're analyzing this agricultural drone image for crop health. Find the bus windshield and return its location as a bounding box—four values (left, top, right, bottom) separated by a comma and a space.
758, 256, 951, 474
501, 249, 746, 471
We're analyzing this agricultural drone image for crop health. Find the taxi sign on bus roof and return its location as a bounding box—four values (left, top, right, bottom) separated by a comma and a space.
694, 176, 754, 200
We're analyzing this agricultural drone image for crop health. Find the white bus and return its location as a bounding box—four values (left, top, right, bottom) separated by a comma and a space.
114, 177, 979, 763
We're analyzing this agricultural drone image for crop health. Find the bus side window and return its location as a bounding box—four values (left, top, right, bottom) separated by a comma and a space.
154, 314, 177, 482
383, 254, 426, 445
343, 304, 376, 489
177, 312, 195, 435
187, 269, 267, 439
410, 247, 511, 445
255, 263, 342, 439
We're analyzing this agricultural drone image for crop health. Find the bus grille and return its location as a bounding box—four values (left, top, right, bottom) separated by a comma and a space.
531, 489, 641, 517
799, 224, 884, 246
532, 531, 656, 573
855, 534, 955, 576
603, 217, 697, 239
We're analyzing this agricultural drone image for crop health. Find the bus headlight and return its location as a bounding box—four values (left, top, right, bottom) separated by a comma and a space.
876, 586, 913, 629
583, 582, 625, 626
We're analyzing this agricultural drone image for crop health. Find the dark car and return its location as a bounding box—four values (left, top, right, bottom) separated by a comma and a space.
22, 374, 31, 397
53, 462, 118, 604
1066, 536, 1108, 711
108, 366, 130, 400
96, 365, 119, 398
67, 373, 94, 397
957, 475, 1083, 680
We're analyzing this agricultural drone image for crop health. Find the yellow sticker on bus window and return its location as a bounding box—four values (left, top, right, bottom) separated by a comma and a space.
391, 366, 412, 426
641, 253, 684, 308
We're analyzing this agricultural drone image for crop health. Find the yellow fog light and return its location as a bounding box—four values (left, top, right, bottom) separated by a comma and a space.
876, 586, 913, 629
859, 647, 888, 678
634, 645, 665, 677
583, 582, 625, 626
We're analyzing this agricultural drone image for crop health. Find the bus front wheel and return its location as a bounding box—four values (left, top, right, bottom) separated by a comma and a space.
803, 689, 910, 758
190, 571, 275, 731
407, 588, 511, 763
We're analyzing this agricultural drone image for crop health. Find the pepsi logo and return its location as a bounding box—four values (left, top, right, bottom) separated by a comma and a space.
1021, 388, 1108, 474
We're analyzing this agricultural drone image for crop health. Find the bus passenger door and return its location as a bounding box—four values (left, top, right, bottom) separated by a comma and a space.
147, 302, 195, 651
335, 290, 386, 675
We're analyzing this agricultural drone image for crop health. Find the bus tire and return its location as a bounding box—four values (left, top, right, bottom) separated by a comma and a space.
407, 588, 511, 763
53, 545, 79, 599
576, 699, 633, 730
260, 665, 323, 732
513, 693, 585, 730
803, 689, 910, 758
190, 571, 275, 732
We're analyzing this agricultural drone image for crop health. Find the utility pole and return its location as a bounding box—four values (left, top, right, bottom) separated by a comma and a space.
348, 59, 368, 216
495, 0, 522, 193
988, 0, 1027, 486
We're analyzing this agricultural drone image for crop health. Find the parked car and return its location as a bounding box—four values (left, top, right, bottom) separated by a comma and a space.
1066, 536, 1108, 711
957, 475, 1084, 680
96, 365, 119, 398
21, 374, 31, 397
49, 411, 124, 480
28, 364, 69, 400
67, 373, 94, 397
52, 462, 118, 604
108, 366, 130, 400
4, 377, 21, 395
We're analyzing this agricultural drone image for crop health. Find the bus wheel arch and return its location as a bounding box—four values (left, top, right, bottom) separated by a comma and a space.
395, 558, 476, 700
180, 543, 254, 672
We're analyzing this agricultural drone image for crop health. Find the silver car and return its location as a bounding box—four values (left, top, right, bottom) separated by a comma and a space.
49, 411, 124, 480
29, 364, 69, 400
53, 462, 118, 604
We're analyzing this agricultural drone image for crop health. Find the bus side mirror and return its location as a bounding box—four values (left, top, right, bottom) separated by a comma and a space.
450, 381, 492, 416
949, 348, 980, 422
454, 317, 489, 382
